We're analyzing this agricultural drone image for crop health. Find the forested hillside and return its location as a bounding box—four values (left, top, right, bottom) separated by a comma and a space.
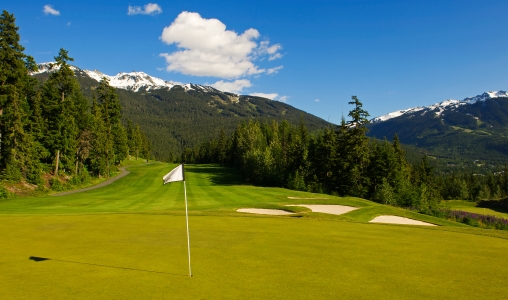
33, 67, 331, 161
368, 97, 508, 164
80, 77, 330, 161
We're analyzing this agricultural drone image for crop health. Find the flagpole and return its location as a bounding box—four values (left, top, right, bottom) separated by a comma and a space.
184, 179, 192, 277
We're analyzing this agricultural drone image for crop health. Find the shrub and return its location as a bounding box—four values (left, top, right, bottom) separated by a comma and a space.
0, 186, 13, 199
80, 169, 92, 184
2, 162, 22, 182
49, 177, 65, 191
26, 170, 45, 185
68, 175, 81, 185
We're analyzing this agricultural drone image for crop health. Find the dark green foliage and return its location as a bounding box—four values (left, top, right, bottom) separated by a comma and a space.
0, 11, 151, 190
0, 11, 42, 183
49, 177, 64, 191
195, 97, 439, 210
0, 185, 12, 198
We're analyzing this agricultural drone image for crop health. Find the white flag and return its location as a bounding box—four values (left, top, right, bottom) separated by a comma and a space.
163, 164, 185, 184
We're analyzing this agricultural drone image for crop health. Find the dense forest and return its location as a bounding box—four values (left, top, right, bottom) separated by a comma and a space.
192, 96, 508, 212
0, 11, 151, 191
63, 73, 331, 162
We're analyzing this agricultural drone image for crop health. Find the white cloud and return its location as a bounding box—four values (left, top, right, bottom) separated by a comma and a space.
250, 92, 278, 100
66, 22, 71, 26
257, 41, 283, 61
250, 93, 289, 103
209, 79, 252, 94
160, 11, 283, 79
269, 53, 283, 61
128, 3, 162, 15
315, 99, 320, 102
278, 95, 289, 103
43, 5, 60, 16
267, 66, 283, 75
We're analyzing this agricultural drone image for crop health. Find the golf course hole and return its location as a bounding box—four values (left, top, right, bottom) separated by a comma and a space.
286, 204, 358, 215
236, 208, 295, 215
369, 215, 437, 226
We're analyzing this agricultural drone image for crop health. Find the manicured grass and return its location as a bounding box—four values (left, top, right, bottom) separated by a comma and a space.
446, 200, 508, 219
1, 163, 508, 299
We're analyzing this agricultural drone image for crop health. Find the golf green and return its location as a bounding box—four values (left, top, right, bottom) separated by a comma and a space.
1, 163, 507, 299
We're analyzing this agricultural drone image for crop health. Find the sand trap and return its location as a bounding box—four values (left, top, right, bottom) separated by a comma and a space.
369, 215, 437, 226
286, 205, 358, 215
287, 197, 330, 200
237, 208, 295, 215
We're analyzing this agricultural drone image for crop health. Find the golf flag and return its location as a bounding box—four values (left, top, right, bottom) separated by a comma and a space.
162, 163, 192, 277
163, 164, 185, 184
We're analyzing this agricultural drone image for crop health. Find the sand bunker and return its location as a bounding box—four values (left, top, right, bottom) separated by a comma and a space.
369, 215, 437, 226
287, 197, 330, 200
237, 208, 295, 215
287, 205, 357, 215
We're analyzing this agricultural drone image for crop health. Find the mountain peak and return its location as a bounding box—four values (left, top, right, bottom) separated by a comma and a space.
32, 62, 225, 94
372, 91, 508, 123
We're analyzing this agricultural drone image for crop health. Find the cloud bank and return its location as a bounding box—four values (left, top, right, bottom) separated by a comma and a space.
250, 93, 288, 103
43, 5, 60, 16
128, 3, 162, 15
210, 80, 252, 94
160, 12, 283, 79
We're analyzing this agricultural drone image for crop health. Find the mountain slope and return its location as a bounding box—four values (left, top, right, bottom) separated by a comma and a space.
33, 63, 330, 161
368, 92, 508, 163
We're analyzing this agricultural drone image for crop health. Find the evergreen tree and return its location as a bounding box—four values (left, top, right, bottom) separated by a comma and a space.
89, 98, 108, 176
0, 10, 40, 181
41, 49, 80, 176
343, 96, 371, 197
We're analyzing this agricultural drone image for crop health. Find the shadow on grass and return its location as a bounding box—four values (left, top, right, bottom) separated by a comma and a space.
187, 164, 245, 186
29, 256, 188, 277
477, 198, 508, 217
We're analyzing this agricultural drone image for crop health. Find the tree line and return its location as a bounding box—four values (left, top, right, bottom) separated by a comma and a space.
0, 11, 150, 188
190, 96, 438, 210
192, 96, 508, 210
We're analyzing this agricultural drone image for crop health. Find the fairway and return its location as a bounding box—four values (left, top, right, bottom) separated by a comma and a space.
1, 163, 508, 299
446, 200, 508, 219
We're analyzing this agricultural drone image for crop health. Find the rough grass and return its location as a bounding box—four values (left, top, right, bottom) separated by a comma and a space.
1, 163, 508, 299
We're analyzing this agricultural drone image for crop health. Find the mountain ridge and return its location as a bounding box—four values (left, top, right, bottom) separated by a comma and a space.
372, 90, 508, 123
34, 62, 229, 94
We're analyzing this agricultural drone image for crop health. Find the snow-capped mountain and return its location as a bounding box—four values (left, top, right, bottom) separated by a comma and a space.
32, 62, 219, 93
372, 91, 508, 123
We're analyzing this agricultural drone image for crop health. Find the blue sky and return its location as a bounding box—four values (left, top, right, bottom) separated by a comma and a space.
5, 0, 508, 124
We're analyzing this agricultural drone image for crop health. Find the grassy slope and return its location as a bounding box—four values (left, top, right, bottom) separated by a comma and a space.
1, 163, 508, 299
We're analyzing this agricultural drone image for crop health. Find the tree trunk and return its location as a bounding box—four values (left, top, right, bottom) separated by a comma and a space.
75, 159, 79, 175
55, 150, 60, 177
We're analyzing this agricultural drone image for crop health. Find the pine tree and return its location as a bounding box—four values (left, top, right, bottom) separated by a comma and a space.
344, 96, 371, 197
216, 128, 227, 164
96, 77, 123, 174
89, 98, 108, 176
41, 48, 80, 177
132, 124, 142, 160
0, 10, 40, 181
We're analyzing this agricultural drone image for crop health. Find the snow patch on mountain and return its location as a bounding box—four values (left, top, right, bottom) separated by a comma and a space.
33, 62, 223, 94
372, 91, 508, 123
